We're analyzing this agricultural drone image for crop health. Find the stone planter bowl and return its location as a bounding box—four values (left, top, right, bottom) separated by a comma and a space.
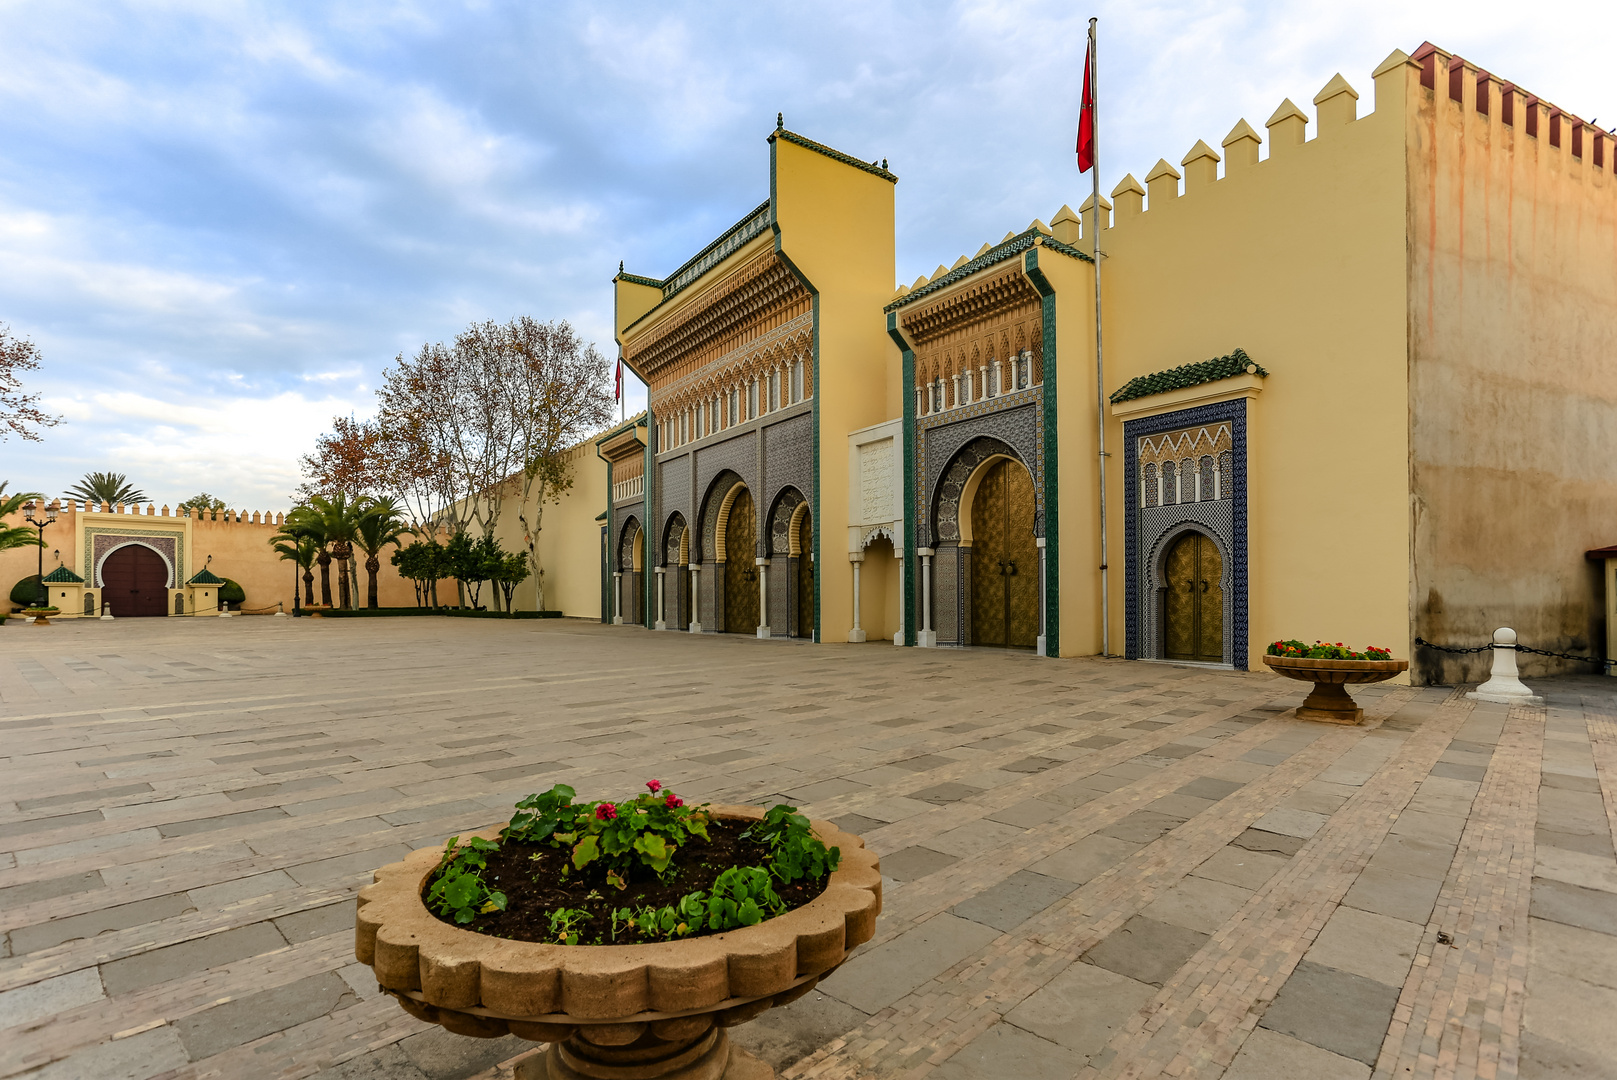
24, 607, 61, 625
1262, 654, 1409, 724
355, 806, 881, 1080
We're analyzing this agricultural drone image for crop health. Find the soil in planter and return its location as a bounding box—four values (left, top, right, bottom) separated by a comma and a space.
430, 820, 832, 945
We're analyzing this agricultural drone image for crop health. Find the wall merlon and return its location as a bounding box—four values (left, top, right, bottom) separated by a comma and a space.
1313, 73, 1358, 129
1077, 193, 1110, 236
1144, 158, 1180, 207
1265, 99, 1309, 157
1180, 139, 1220, 190
1111, 174, 1145, 223
1221, 120, 1262, 173
1050, 203, 1080, 245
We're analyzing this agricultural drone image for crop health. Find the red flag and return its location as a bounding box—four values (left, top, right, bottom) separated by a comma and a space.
1076, 43, 1095, 173
615, 359, 623, 401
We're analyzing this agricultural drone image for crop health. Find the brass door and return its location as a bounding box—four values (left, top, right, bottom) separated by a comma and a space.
796, 509, 814, 639
1164, 531, 1224, 662
723, 488, 758, 634
970, 458, 1039, 649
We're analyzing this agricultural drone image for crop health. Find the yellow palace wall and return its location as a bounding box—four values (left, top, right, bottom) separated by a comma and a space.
1073, 53, 1413, 669
480, 444, 607, 618
0, 502, 418, 614
1407, 49, 1617, 682
771, 133, 897, 642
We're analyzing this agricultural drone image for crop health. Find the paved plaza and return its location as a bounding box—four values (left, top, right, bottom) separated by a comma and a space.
1, 618, 1615, 1080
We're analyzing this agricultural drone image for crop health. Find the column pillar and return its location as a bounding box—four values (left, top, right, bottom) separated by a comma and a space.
893, 544, 905, 645
654, 567, 667, 630
917, 547, 937, 648
689, 565, 703, 633
612, 572, 623, 625
756, 559, 771, 639
1035, 537, 1048, 657
847, 551, 866, 643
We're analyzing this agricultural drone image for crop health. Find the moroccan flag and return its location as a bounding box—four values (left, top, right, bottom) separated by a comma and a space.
1076, 42, 1095, 173
615, 359, 623, 401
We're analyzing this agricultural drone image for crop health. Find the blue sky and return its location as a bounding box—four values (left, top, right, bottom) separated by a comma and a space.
2, 0, 1611, 508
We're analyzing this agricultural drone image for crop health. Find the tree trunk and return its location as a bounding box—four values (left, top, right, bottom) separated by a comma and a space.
317, 552, 332, 606
303, 567, 315, 605
367, 555, 380, 608
431, 577, 439, 607
336, 556, 351, 609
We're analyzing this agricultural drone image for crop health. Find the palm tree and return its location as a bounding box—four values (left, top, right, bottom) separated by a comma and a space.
354, 497, 413, 608
279, 510, 333, 607
0, 484, 47, 553
65, 471, 147, 506
271, 532, 317, 607
291, 494, 366, 609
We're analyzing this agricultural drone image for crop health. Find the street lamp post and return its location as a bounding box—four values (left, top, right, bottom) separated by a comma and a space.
22, 500, 58, 608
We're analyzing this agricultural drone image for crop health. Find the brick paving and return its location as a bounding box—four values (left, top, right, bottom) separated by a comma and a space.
1, 619, 1613, 1080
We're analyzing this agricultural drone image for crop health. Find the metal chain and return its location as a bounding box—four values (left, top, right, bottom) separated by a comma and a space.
1415, 636, 1612, 672
1412, 637, 1492, 654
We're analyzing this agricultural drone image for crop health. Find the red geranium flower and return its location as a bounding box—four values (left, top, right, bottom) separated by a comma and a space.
595, 802, 618, 821
646, 779, 663, 793
665, 793, 684, 809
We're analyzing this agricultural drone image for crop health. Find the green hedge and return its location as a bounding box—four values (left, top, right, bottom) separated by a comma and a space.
311, 607, 563, 619
10, 575, 43, 607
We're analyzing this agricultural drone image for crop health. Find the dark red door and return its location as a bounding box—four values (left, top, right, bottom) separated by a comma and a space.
101, 546, 170, 617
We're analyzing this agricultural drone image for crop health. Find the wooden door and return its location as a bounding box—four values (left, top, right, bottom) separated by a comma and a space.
101, 545, 170, 617
1164, 532, 1224, 662
970, 458, 1038, 649
796, 509, 814, 639
723, 489, 758, 634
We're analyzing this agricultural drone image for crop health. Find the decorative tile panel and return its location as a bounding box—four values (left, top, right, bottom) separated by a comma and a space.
1123, 400, 1248, 668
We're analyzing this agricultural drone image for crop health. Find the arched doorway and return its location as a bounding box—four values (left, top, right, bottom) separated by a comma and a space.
1164, 531, 1224, 662
794, 505, 814, 639
969, 457, 1038, 649
101, 545, 170, 617
720, 487, 758, 634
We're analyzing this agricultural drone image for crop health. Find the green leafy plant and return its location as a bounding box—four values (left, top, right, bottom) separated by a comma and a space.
505, 781, 710, 883
1268, 639, 1394, 661
502, 783, 578, 844
548, 906, 590, 945
701, 866, 786, 929
425, 835, 507, 925
742, 804, 842, 883
612, 891, 709, 942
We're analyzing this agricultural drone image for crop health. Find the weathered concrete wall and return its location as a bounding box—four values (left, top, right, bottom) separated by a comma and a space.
1409, 49, 1617, 683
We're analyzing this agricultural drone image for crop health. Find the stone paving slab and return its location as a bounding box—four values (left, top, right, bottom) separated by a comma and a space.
0, 619, 1612, 1079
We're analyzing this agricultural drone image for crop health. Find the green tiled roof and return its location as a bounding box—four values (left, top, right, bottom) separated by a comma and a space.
885, 229, 1092, 313
1109, 348, 1267, 404
616, 272, 664, 289
770, 127, 898, 183
42, 565, 84, 583
187, 567, 226, 585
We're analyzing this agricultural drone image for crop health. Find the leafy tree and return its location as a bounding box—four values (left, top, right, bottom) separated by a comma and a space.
272, 532, 317, 607
299, 416, 385, 502
219, 578, 246, 608
354, 496, 412, 608
0, 485, 47, 554
392, 540, 447, 607
0, 324, 61, 443
66, 471, 147, 506
505, 318, 613, 611
493, 550, 531, 613
177, 493, 227, 515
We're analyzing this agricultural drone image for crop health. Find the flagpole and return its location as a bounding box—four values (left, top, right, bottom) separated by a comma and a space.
1089, 17, 1110, 657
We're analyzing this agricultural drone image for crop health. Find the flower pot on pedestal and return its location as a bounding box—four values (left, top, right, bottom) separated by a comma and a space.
355, 807, 881, 1080
1262, 655, 1409, 724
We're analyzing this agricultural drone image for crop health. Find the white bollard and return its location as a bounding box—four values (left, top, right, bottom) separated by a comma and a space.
274, 601, 288, 617
1467, 627, 1544, 705
100, 602, 113, 620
